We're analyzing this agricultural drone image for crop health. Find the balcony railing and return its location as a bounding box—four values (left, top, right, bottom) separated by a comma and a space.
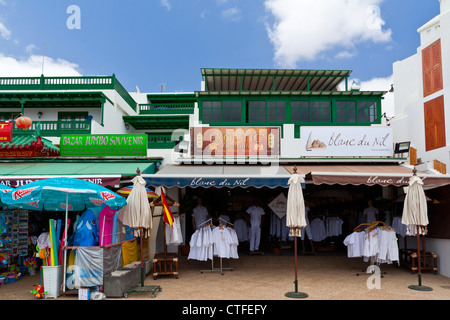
139, 103, 194, 114
0, 74, 137, 112
13, 120, 91, 137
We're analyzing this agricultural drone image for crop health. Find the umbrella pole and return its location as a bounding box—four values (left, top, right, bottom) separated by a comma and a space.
62, 192, 68, 293
408, 225, 432, 291
140, 232, 144, 287
285, 235, 308, 298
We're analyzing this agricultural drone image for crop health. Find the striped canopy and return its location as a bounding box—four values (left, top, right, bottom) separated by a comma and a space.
117, 185, 158, 199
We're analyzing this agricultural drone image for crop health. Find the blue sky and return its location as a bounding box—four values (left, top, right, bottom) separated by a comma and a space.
0, 0, 441, 106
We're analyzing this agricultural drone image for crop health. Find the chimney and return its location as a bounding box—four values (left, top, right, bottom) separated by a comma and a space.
441, 0, 450, 13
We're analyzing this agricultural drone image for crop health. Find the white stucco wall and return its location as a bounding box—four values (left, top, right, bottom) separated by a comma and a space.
392, 1, 450, 278
392, 3, 450, 169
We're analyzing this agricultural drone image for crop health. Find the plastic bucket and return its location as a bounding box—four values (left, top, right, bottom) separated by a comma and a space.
42, 265, 62, 298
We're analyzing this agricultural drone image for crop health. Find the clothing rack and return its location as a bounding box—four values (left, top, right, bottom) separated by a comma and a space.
199, 222, 234, 276
353, 221, 393, 277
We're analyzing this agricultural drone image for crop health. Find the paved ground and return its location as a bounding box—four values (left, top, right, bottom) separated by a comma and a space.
2, 250, 450, 301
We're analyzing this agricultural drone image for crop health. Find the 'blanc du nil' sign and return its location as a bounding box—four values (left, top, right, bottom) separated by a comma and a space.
60, 134, 147, 157
300, 126, 393, 157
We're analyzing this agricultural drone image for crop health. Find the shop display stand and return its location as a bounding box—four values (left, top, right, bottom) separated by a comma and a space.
200, 218, 234, 276
150, 193, 180, 280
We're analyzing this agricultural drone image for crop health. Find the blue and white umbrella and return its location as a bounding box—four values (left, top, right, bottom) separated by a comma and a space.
1, 177, 126, 212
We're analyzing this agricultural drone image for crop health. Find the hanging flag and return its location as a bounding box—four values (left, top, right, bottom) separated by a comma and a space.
161, 188, 174, 228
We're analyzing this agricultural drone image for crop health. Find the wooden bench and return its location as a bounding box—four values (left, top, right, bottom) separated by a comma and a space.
400, 249, 438, 274
152, 253, 178, 279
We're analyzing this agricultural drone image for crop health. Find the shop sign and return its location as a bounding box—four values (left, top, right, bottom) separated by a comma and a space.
300, 126, 393, 157
190, 127, 280, 158
60, 134, 147, 157
268, 193, 287, 219
0, 122, 13, 143
0, 176, 121, 188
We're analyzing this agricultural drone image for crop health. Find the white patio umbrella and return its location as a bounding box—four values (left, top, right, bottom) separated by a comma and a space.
401, 168, 433, 291
118, 169, 152, 288
285, 166, 308, 298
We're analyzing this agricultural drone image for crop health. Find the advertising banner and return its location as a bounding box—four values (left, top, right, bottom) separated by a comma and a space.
300, 126, 393, 157
60, 134, 147, 157
190, 126, 280, 158
0, 122, 13, 143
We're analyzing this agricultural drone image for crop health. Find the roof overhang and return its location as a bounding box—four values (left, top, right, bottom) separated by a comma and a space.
0, 92, 108, 108
123, 115, 190, 130
201, 68, 352, 92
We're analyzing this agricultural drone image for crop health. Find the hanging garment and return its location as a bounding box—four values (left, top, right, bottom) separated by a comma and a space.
325, 217, 344, 237
310, 218, 327, 242
121, 239, 140, 266
234, 218, 248, 242
377, 228, 399, 265
212, 226, 239, 259
344, 227, 399, 265
188, 226, 213, 261
165, 216, 183, 245
343, 231, 365, 258
212, 226, 231, 259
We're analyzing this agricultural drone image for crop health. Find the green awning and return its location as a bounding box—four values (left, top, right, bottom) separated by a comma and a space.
0, 161, 155, 175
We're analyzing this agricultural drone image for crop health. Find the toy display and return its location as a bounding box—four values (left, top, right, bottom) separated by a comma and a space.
31, 284, 47, 299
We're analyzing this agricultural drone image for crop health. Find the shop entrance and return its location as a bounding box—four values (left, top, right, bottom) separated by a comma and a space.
180, 183, 387, 255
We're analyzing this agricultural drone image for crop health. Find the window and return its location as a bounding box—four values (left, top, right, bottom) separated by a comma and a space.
310, 101, 330, 123
248, 101, 265, 123
267, 101, 286, 122
222, 101, 241, 122
424, 95, 446, 151
422, 39, 443, 97
357, 101, 377, 123
336, 101, 356, 123
202, 101, 241, 123
248, 100, 286, 123
290, 101, 309, 122
147, 132, 183, 149
58, 112, 89, 130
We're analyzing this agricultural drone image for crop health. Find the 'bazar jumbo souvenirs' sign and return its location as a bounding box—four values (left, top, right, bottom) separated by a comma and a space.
60, 134, 147, 157
300, 126, 393, 157
190, 127, 280, 158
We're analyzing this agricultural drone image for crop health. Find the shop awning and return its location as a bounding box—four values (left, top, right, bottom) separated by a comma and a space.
142, 165, 298, 189
0, 161, 156, 188
284, 165, 450, 187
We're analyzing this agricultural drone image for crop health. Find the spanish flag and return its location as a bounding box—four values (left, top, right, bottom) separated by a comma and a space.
161, 188, 174, 228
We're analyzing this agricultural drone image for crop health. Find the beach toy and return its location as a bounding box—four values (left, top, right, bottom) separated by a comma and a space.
31, 284, 47, 299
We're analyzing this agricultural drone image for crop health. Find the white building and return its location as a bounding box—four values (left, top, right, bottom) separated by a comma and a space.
392, 0, 450, 173
392, 0, 450, 277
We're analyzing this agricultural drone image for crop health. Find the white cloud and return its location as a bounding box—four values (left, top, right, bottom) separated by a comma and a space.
0, 53, 82, 77
160, 0, 171, 11
0, 22, 11, 40
222, 7, 241, 22
264, 0, 392, 67
25, 44, 36, 54
356, 74, 395, 118
335, 50, 355, 59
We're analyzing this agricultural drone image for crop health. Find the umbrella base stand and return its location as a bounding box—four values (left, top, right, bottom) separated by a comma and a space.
285, 280, 308, 299
125, 285, 162, 298
408, 285, 433, 291
408, 274, 433, 291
